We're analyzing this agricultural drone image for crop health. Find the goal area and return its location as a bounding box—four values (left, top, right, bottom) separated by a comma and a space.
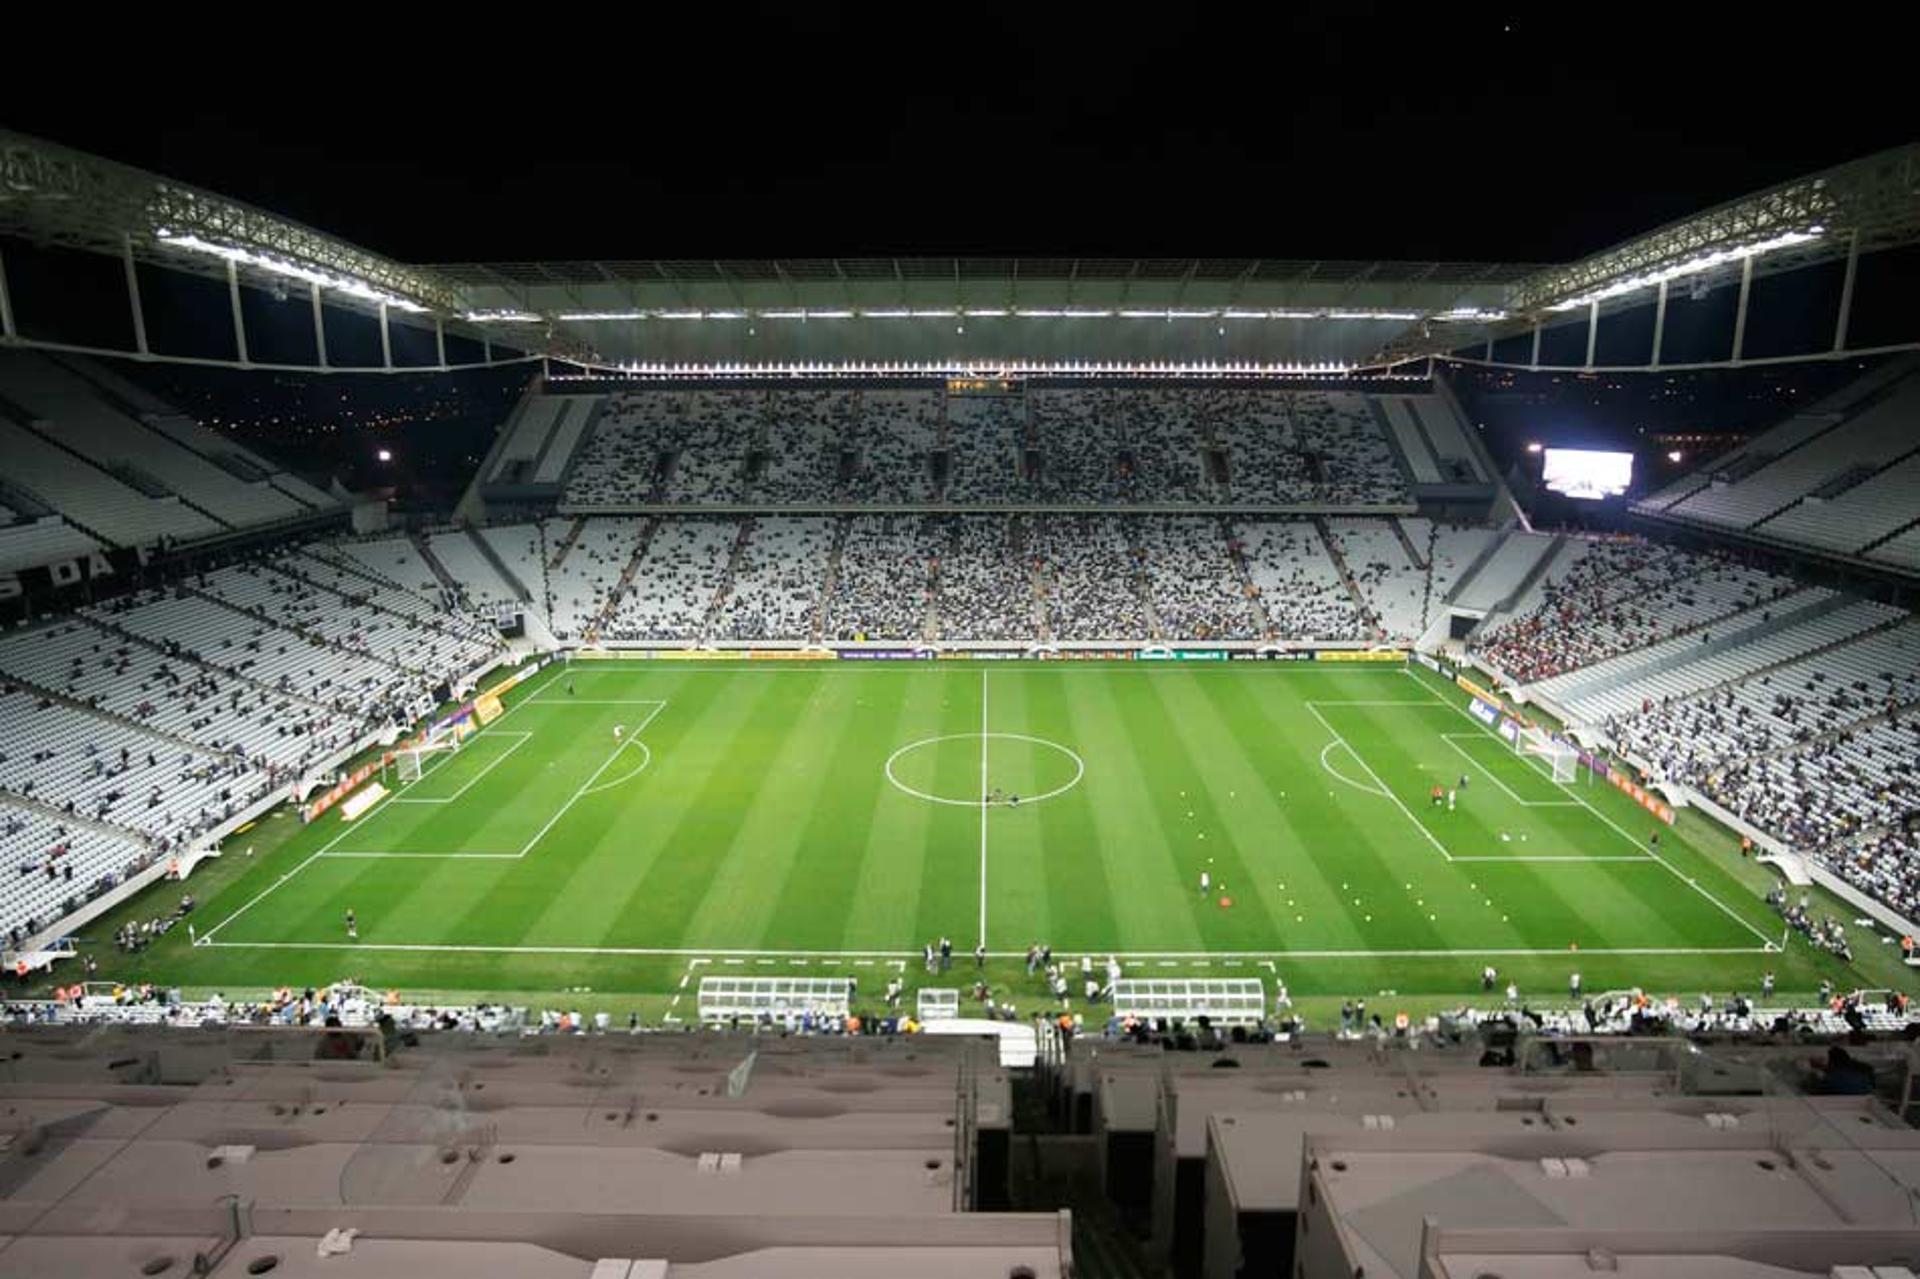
1515, 723, 1581, 783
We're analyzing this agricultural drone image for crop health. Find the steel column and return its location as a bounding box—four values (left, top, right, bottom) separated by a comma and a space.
1833, 227, 1861, 353
1650, 279, 1668, 370
227, 259, 250, 366
123, 234, 149, 356
0, 241, 19, 340
311, 282, 328, 369
1730, 255, 1755, 363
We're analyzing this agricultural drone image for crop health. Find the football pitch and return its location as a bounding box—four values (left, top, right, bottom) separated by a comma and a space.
133, 655, 1851, 1009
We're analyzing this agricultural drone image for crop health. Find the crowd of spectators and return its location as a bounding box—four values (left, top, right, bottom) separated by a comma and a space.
827, 516, 939, 641
1236, 521, 1370, 641
1473, 541, 1795, 684
560, 385, 1415, 509
1038, 516, 1151, 641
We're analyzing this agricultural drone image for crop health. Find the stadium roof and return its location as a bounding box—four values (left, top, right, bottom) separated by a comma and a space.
2, 129, 1915, 372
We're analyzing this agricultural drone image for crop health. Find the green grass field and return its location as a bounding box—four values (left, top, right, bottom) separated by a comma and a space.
88, 657, 1885, 1020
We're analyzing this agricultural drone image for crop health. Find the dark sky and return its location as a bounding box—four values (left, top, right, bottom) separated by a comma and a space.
10, 6, 1912, 266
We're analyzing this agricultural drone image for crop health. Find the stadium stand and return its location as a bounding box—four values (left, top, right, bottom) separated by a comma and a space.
1037, 516, 1151, 641
544, 516, 642, 640
600, 517, 737, 642
1633, 360, 1920, 565
1472, 541, 1798, 684
712, 516, 834, 641
0, 351, 338, 555
826, 515, 939, 641
933, 515, 1036, 641
1237, 521, 1370, 641
542, 383, 1427, 510
1139, 517, 1262, 641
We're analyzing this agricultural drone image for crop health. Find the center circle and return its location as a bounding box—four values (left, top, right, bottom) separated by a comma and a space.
885, 733, 1085, 807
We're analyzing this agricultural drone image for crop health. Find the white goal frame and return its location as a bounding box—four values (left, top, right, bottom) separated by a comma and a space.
1517, 724, 1580, 783
396, 730, 461, 783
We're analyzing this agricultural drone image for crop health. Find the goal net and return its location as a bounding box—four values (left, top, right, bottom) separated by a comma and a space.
1516, 724, 1580, 783
396, 727, 461, 783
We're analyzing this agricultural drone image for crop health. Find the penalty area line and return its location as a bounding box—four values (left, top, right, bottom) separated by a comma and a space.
1402, 666, 1777, 948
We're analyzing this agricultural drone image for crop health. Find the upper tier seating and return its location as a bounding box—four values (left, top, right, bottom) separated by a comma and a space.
553, 385, 1416, 508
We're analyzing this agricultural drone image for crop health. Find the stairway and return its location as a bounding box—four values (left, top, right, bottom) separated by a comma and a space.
465, 526, 533, 603
1495, 532, 1567, 615
587, 517, 661, 641
266, 560, 474, 645
82, 613, 337, 715
1751, 690, 1920, 767
813, 517, 850, 644
1016, 517, 1049, 643
5, 672, 237, 764
548, 517, 586, 569
1441, 528, 1509, 606
1314, 517, 1382, 639
1391, 515, 1428, 569
699, 518, 756, 640
0, 786, 153, 850
1221, 519, 1276, 638
411, 531, 459, 592
188, 587, 415, 676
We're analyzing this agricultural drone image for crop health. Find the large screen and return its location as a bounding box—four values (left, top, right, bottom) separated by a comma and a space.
1542, 448, 1634, 500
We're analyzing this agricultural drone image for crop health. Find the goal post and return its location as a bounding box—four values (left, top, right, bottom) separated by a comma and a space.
395, 725, 462, 783
1516, 723, 1581, 783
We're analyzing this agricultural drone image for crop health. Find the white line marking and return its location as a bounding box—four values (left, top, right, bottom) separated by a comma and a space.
198, 662, 573, 942
1319, 740, 1389, 797
978, 668, 989, 950
579, 741, 653, 796
507, 702, 664, 856
1439, 734, 1582, 808
324, 702, 664, 861
389, 732, 532, 805
1305, 700, 1455, 862
1404, 667, 1777, 946
884, 733, 1084, 807
198, 940, 1777, 959
529, 698, 670, 705
1450, 855, 1655, 863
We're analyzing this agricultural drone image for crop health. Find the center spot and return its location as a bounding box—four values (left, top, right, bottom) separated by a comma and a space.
885, 733, 1086, 807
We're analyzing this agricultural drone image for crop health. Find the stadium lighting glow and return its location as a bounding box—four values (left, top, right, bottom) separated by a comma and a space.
1324, 308, 1422, 321
1433, 307, 1510, 322
155, 231, 429, 312
376, 448, 393, 462
1546, 228, 1823, 311
1526, 441, 1543, 453
1667, 449, 1685, 463
463, 310, 542, 323
542, 357, 1359, 381
962, 308, 1011, 317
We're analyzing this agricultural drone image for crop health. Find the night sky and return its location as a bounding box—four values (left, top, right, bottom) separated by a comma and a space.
9, 7, 1913, 265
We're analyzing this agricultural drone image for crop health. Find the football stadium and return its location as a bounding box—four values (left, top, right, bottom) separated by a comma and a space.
1, 33, 1920, 1275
